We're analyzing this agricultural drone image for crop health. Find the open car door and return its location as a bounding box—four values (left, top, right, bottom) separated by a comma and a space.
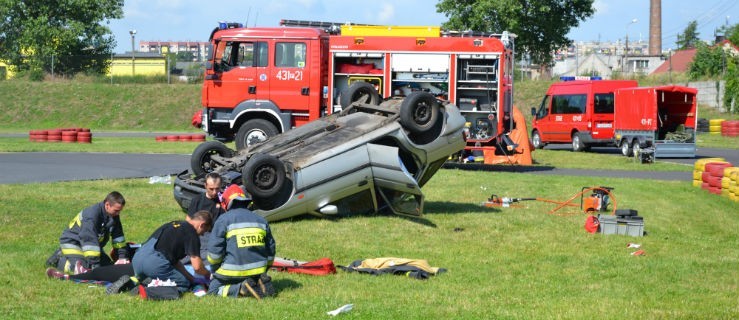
367, 144, 423, 217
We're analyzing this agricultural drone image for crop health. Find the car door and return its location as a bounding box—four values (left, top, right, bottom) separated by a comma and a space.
270, 41, 311, 113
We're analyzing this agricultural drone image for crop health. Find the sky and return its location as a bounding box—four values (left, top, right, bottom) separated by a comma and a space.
108, 0, 739, 53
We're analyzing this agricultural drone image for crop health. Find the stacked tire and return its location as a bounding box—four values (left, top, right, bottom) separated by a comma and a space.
693, 158, 725, 187
29, 128, 92, 143
721, 120, 739, 137
155, 134, 206, 142
728, 169, 739, 202
708, 119, 724, 135
696, 118, 709, 133
722, 167, 739, 200
703, 161, 733, 195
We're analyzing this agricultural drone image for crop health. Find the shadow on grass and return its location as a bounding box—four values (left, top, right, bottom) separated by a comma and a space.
442, 162, 556, 172
274, 278, 302, 294
424, 201, 500, 214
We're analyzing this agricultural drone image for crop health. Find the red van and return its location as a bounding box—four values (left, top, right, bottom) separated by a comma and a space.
530, 77, 638, 151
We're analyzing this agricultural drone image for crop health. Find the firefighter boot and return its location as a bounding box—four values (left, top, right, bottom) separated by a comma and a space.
258, 273, 275, 298
239, 277, 262, 300
45, 248, 61, 268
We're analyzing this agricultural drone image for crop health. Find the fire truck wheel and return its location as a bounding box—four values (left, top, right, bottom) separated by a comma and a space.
571, 132, 586, 152
242, 153, 286, 199
531, 130, 545, 149
236, 119, 279, 150
339, 81, 381, 108
620, 139, 633, 157
400, 92, 440, 135
191, 141, 235, 176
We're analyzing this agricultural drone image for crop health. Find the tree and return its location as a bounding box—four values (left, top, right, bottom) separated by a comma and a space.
676, 20, 700, 50
688, 42, 724, 79
0, 0, 124, 78
436, 0, 595, 67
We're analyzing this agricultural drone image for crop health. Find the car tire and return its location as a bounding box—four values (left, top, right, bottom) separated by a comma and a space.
620, 139, 633, 157
400, 92, 440, 134
531, 130, 544, 149
235, 119, 278, 150
242, 153, 286, 199
571, 132, 586, 152
339, 81, 381, 109
191, 141, 235, 176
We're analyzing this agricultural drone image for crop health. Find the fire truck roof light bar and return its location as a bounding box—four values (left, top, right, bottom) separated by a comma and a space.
560, 76, 603, 81
218, 21, 244, 30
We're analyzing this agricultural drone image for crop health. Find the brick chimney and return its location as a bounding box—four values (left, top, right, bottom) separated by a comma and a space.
649, 0, 662, 55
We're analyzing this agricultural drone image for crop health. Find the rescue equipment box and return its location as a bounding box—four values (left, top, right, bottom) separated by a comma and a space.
598, 211, 644, 237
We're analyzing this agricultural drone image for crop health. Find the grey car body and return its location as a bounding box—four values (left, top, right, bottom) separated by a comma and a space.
173, 92, 466, 222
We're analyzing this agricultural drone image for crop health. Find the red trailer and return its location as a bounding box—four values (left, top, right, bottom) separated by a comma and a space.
613, 85, 698, 158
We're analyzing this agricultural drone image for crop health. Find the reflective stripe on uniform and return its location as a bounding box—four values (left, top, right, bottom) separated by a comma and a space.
226, 222, 267, 232
60, 243, 83, 256
82, 245, 101, 258
112, 236, 126, 248
220, 284, 231, 297
215, 261, 268, 277
208, 254, 223, 265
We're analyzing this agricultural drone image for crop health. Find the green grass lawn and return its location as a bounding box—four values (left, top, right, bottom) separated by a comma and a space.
0, 170, 736, 319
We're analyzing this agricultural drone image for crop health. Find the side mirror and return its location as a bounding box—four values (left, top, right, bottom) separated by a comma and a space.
530, 107, 537, 117
205, 61, 213, 70
205, 74, 219, 80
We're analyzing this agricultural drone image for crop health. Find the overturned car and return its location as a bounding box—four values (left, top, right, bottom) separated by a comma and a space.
173, 92, 466, 222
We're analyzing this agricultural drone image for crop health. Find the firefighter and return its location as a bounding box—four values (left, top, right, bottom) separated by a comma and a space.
46, 191, 129, 275
185, 172, 224, 261
207, 184, 276, 299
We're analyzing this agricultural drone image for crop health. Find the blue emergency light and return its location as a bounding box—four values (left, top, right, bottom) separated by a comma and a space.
560, 76, 602, 81
218, 21, 243, 30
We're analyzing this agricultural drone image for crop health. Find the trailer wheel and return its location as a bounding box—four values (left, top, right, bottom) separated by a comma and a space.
631, 139, 641, 158
571, 132, 586, 152
620, 139, 633, 157
531, 130, 545, 149
191, 141, 235, 176
235, 119, 279, 150
242, 153, 286, 199
339, 81, 381, 109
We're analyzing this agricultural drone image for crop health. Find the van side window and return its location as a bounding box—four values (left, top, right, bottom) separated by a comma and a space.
594, 93, 615, 114
275, 42, 306, 68
552, 94, 586, 114
256, 42, 268, 67
235, 43, 254, 67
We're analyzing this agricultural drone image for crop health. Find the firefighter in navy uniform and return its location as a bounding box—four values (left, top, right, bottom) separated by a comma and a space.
207, 184, 276, 299
47, 191, 129, 274
185, 172, 224, 261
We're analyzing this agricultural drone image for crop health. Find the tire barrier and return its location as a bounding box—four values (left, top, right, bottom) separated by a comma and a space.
155, 134, 207, 142
721, 120, 739, 137
698, 159, 735, 198
693, 157, 725, 188
696, 118, 709, 133
708, 118, 724, 135
29, 128, 93, 143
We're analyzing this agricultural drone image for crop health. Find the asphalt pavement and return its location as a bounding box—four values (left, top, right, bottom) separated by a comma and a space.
0, 152, 189, 184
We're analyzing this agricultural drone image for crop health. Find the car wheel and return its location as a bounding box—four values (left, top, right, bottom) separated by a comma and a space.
400, 92, 440, 135
571, 132, 586, 152
242, 153, 286, 199
620, 139, 633, 157
531, 130, 544, 149
339, 81, 381, 109
235, 119, 278, 150
190, 141, 234, 176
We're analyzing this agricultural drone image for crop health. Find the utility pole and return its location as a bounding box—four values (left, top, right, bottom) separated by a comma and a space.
129, 29, 137, 76
624, 19, 638, 75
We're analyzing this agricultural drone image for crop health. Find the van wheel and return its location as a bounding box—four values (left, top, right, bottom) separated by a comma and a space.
620, 139, 633, 157
236, 119, 278, 150
339, 81, 381, 109
571, 132, 586, 152
242, 153, 286, 199
531, 130, 545, 149
191, 141, 234, 176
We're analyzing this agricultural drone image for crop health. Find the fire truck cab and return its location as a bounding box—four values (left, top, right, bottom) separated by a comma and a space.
530, 77, 638, 151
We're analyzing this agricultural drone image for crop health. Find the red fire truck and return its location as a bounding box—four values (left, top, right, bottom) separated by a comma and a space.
531, 77, 697, 158
196, 20, 531, 164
